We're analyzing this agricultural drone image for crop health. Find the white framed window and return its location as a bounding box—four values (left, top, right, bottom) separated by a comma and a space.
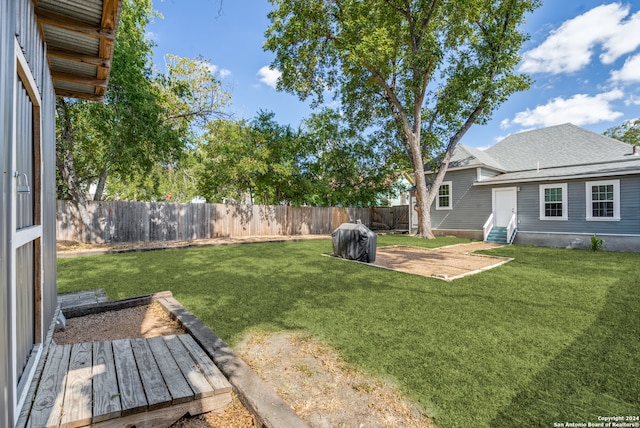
539, 183, 567, 220
436, 181, 452, 210
585, 180, 620, 221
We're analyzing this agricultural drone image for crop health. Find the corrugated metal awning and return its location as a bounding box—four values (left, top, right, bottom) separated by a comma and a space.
36, 0, 122, 101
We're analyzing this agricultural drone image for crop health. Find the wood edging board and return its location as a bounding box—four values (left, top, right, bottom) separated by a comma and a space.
155, 296, 310, 428
61, 290, 174, 318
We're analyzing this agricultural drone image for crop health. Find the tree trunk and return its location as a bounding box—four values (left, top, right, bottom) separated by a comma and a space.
405, 130, 435, 238
56, 98, 87, 204
412, 162, 435, 239
93, 165, 108, 201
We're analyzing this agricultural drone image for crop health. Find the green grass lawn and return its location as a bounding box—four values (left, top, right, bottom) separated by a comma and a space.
57, 236, 640, 427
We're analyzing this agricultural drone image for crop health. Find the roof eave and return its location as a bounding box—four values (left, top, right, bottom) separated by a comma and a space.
473, 168, 640, 186
425, 164, 507, 174
36, 0, 122, 101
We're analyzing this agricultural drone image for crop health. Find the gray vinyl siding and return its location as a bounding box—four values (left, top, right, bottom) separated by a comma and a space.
431, 168, 492, 230
517, 176, 640, 235
1, 0, 16, 423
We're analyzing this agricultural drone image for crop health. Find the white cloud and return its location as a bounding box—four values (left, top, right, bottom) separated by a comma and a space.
503, 90, 624, 128
214, 66, 232, 78
198, 60, 232, 78
257, 66, 282, 89
610, 53, 640, 83
146, 31, 159, 42
520, 3, 640, 74
600, 10, 640, 63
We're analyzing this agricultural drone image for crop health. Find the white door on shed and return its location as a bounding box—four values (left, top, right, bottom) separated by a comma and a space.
12, 41, 44, 419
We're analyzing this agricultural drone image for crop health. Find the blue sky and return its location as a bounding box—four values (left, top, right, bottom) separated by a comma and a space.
148, 1, 640, 149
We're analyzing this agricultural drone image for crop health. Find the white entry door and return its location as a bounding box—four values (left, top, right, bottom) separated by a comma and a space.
493, 187, 517, 227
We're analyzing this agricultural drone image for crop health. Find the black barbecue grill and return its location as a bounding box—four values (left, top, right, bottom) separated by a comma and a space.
331, 222, 377, 263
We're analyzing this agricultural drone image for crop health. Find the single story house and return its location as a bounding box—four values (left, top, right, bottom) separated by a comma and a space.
409, 123, 640, 251
1, 0, 120, 424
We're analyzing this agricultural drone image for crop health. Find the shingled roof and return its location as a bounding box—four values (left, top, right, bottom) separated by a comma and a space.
484, 123, 635, 172
449, 144, 507, 171
36, 0, 122, 101
447, 123, 640, 184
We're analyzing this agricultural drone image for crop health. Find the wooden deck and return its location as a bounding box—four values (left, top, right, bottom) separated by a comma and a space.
26, 334, 232, 428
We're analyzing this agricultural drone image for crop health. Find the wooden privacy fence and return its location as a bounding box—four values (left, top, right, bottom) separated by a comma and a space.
56, 200, 376, 244
371, 206, 409, 230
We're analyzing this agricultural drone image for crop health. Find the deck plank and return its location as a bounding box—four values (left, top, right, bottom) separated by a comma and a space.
60, 342, 93, 428
27, 334, 233, 427
178, 334, 232, 394
163, 335, 214, 399
92, 394, 232, 428
112, 339, 148, 415
131, 338, 172, 410
27, 344, 72, 428
146, 336, 194, 404
92, 341, 122, 423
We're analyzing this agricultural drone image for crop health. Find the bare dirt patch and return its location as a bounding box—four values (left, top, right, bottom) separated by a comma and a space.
56, 235, 329, 255
373, 242, 511, 280
237, 331, 432, 428
53, 302, 184, 344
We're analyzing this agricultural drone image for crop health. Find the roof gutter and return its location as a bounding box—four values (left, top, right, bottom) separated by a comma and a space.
473, 168, 640, 186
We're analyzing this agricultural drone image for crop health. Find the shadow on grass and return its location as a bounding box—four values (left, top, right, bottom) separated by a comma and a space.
489, 263, 640, 427
57, 240, 396, 341
57, 239, 640, 427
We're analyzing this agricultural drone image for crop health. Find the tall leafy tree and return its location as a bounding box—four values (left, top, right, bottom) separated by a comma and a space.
157, 54, 231, 137
112, 55, 231, 202
265, 0, 539, 237
56, 0, 177, 202
604, 118, 640, 146
301, 108, 398, 207
196, 112, 305, 205
196, 118, 267, 204
250, 111, 306, 204
56, 1, 230, 203
196, 109, 397, 207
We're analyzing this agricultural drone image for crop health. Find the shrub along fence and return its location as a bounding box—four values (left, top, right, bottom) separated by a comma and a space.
55, 200, 404, 244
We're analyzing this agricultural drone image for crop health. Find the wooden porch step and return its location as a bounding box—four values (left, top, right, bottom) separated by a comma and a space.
27, 334, 232, 428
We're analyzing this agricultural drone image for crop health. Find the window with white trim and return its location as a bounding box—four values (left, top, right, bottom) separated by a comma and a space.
585, 180, 620, 221
539, 183, 567, 220
436, 181, 452, 210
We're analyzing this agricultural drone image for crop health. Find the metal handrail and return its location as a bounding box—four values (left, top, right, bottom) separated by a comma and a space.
506, 213, 517, 244
483, 213, 494, 241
